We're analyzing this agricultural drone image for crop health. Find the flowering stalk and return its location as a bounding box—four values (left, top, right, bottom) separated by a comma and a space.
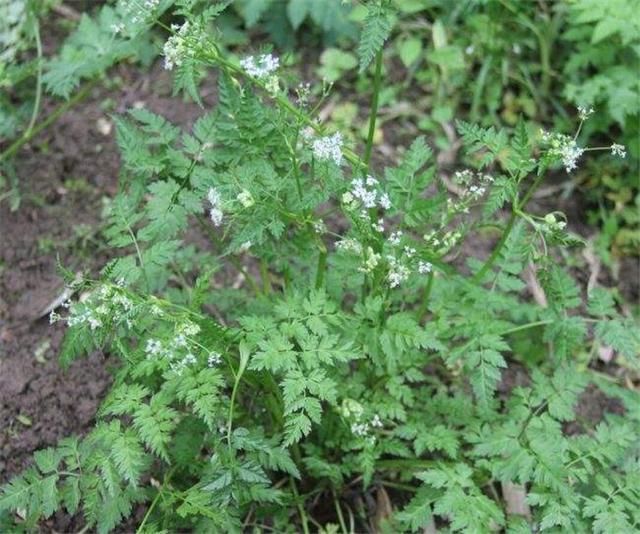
364, 49, 384, 169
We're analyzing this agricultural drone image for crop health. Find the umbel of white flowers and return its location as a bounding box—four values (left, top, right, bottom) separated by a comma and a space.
207, 188, 223, 227
239, 53, 279, 79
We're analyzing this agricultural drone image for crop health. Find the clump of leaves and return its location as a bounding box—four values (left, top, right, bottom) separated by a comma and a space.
1, 1, 638, 532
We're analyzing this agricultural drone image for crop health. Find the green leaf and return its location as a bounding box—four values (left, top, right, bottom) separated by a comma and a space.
287, 0, 311, 29
357, 4, 392, 72
34, 448, 60, 474
398, 37, 422, 67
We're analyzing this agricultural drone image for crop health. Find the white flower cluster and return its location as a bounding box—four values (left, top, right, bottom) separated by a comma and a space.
350, 413, 383, 438
539, 213, 567, 235
384, 233, 433, 288
110, 22, 125, 35
311, 132, 344, 166
163, 22, 202, 71
53, 283, 136, 331
123, 0, 160, 25
344, 175, 391, 211
240, 53, 279, 79
295, 81, 312, 106
386, 255, 411, 288
577, 105, 594, 121
452, 170, 494, 201
336, 238, 363, 254
208, 352, 222, 367
237, 189, 254, 208
541, 130, 585, 173
144, 321, 218, 375
358, 247, 381, 274
424, 229, 461, 255
207, 187, 223, 227
341, 399, 383, 441
611, 143, 626, 158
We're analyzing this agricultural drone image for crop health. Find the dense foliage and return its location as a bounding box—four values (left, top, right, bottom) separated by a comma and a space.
1, 0, 638, 532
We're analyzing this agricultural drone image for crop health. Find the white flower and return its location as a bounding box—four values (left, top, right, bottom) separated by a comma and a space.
239, 240, 252, 252
379, 192, 391, 210
182, 322, 201, 336
182, 353, 197, 365
351, 422, 370, 437
542, 132, 585, 173
240, 53, 279, 79
237, 189, 254, 208
372, 218, 384, 232
611, 144, 626, 158
296, 82, 312, 106
207, 188, 223, 227
578, 106, 594, 121
359, 247, 380, 273
208, 352, 222, 367
403, 246, 416, 258
350, 178, 377, 208
163, 21, 197, 71
312, 133, 343, 166
145, 339, 163, 356
560, 141, 584, 173
336, 238, 362, 254
389, 231, 403, 246
173, 334, 188, 347
468, 185, 486, 198
110, 22, 125, 34
387, 256, 410, 288
371, 414, 383, 428
418, 261, 432, 274
313, 220, 326, 235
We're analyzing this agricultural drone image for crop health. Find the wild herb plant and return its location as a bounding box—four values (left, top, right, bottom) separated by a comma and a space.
1, 1, 639, 532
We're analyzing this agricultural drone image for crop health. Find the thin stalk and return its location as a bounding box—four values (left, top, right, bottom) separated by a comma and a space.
500, 319, 552, 336
137, 490, 162, 534
472, 212, 516, 283
363, 50, 384, 169
0, 80, 96, 163
24, 18, 43, 138
332, 488, 349, 534
315, 244, 327, 289
226, 343, 250, 448
136, 468, 175, 534
472, 172, 545, 283
417, 271, 435, 320
290, 478, 311, 534
260, 258, 272, 294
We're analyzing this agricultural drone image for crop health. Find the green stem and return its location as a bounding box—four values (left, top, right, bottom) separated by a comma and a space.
417, 271, 435, 320
377, 459, 436, 470
472, 172, 545, 283
1, 80, 96, 163
260, 258, 272, 294
472, 212, 516, 283
500, 319, 552, 336
24, 17, 43, 139
315, 245, 327, 289
226, 343, 250, 448
332, 488, 349, 534
290, 478, 311, 534
364, 50, 384, 169
136, 468, 175, 534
